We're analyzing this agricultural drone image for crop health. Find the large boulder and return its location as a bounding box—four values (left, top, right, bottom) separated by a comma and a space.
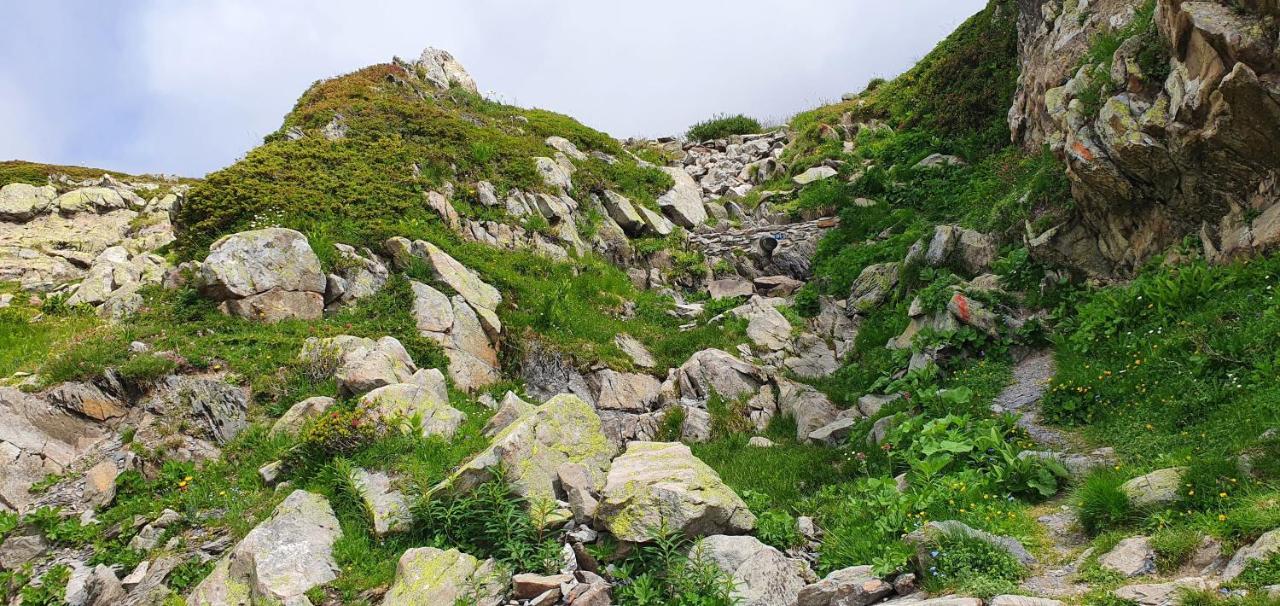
432, 394, 615, 503
198, 228, 326, 322
731, 296, 793, 352
189, 490, 342, 606
692, 535, 813, 606
1100, 536, 1156, 577
324, 243, 389, 308
381, 547, 506, 606
300, 335, 417, 396
588, 369, 661, 413
351, 469, 411, 537
408, 281, 501, 391
777, 380, 841, 442
597, 441, 756, 542
847, 263, 899, 312
269, 396, 336, 437
602, 191, 646, 236
0, 183, 57, 221
657, 167, 708, 228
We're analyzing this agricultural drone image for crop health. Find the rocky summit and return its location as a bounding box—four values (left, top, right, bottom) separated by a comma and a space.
3, 2, 1280, 605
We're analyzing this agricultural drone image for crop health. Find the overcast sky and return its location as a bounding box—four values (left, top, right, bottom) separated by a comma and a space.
0, 1, 985, 178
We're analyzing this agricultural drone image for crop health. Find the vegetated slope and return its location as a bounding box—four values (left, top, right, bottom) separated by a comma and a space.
0, 160, 196, 187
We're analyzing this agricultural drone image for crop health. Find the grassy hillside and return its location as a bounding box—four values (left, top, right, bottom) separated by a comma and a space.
0, 160, 194, 187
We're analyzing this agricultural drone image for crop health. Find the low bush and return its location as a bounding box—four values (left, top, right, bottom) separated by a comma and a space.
1075, 469, 1137, 535
413, 476, 561, 573
686, 114, 764, 142
924, 531, 1026, 598
610, 528, 737, 606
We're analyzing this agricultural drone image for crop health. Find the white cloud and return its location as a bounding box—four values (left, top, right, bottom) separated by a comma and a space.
3, 0, 986, 176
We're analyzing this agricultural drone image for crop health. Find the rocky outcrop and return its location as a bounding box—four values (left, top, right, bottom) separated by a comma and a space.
659, 130, 788, 200
359, 369, 465, 439
386, 238, 503, 391
189, 490, 342, 606
409, 47, 479, 93
657, 167, 709, 228
0, 387, 110, 513
687, 217, 836, 282
597, 441, 755, 542
0, 177, 179, 292
1015, 0, 1280, 275
198, 228, 327, 322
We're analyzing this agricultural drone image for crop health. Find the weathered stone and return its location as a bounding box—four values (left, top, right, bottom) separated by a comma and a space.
693, 535, 812, 606
0, 183, 57, 221
905, 520, 1036, 567
1113, 577, 1217, 606
914, 154, 966, 170
589, 370, 661, 412
1100, 536, 1156, 577
670, 349, 767, 404
415, 47, 479, 93
198, 228, 326, 321
848, 263, 899, 312
1224, 529, 1280, 581
754, 275, 804, 296
381, 547, 506, 606
747, 436, 775, 448
795, 564, 892, 606
808, 417, 857, 446
857, 393, 902, 418
793, 166, 838, 185
0, 531, 50, 569
785, 333, 839, 378
360, 376, 465, 439
189, 490, 342, 606
732, 296, 793, 352
434, 395, 615, 504
46, 382, 125, 421
778, 380, 840, 442
602, 191, 645, 236
270, 396, 336, 436
327, 243, 389, 307
615, 333, 656, 369
708, 278, 754, 300
300, 335, 417, 397
990, 597, 1063, 606
416, 241, 501, 312
598, 441, 755, 542
558, 462, 601, 524
84, 459, 119, 508
1121, 467, 1187, 508
535, 157, 573, 191
482, 392, 535, 438
658, 167, 708, 228
681, 406, 713, 443
637, 204, 676, 236
351, 469, 411, 537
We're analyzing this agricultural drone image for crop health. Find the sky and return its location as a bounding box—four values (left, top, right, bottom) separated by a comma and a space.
0, 1, 986, 178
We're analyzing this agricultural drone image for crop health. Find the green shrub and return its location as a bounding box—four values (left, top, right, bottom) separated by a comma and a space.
1237, 553, 1280, 588
924, 531, 1025, 598
742, 490, 805, 550
414, 476, 561, 573
686, 114, 764, 142
1150, 527, 1203, 574
612, 528, 737, 606
17, 565, 70, 606
1075, 469, 1137, 535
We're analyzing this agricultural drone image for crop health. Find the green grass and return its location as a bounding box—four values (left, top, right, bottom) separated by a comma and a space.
0, 302, 102, 379
0, 160, 197, 187
692, 434, 845, 510
1075, 468, 1138, 535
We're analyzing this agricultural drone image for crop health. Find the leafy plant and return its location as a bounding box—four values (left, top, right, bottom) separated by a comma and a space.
923, 531, 1025, 598
612, 527, 737, 606
414, 476, 561, 573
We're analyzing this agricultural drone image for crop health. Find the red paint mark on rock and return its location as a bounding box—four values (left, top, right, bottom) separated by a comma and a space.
953, 292, 971, 323
1071, 141, 1095, 162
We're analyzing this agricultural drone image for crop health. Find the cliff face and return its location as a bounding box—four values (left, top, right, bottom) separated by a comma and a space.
1011, 0, 1280, 276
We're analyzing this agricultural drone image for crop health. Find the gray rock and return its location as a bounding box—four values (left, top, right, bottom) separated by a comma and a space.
482, 392, 535, 438
546, 136, 588, 161
360, 377, 466, 440
857, 393, 902, 418
914, 153, 966, 170
414, 47, 479, 93
732, 296, 792, 352
0, 531, 50, 569
793, 166, 838, 185
1100, 536, 1156, 577
848, 263, 899, 312
0, 183, 57, 221
46, 382, 125, 422
602, 190, 646, 236
558, 462, 600, 524
270, 396, 336, 436
795, 564, 892, 606
657, 167, 708, 228
598, 441, 755, 542
351, 469, 411, 537
198, 228, 326, 322
1113, 577, 1217, 606
1121, 467, 1187, 508
681, 406, 713, 443
300, 335, 417, 397
990, 597, 1063, 606
778, 380, 840, 442
747, 436, 775, 448
693, 535, 812, 606
1223, 528, 1280, 581
188, 490, 342, 606
381, 547, 506, 606
433, 395, 615, 503
784, 333, 839, 379
670, 349, 767, 404
535, 157, 574, 191
154, 375, 249, 445
637, 204, 676, 236
808, 417, 857, 446
708, 278, 754, 300
615, 334, 656, 369
588, 370, 661, 413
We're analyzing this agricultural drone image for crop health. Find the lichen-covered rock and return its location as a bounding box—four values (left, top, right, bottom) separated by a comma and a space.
351, 468, 411, 537
300, 335, 417, 397
0, 183, 57, 221
198, 228, 326, 322
325, 243, 388, 308
793, 166, 837, 185
188, 490, 342, 606
433, 394, 615, 504
270, 396, 336, 437
692, 535, 813, 606
847, 263, 899, 312
381, 547, 507, 606
732, 296, 793, 352
360, 372, 465, 439
588, 369, 661, 412
1121, 467, 1187, 508
597, 441, 755, 542
415, 47, 479, 93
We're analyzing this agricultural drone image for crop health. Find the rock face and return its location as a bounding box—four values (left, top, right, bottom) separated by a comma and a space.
1100, 536, 1157, 577
381, 547, 507, 606
597, 441, 756, 542
1223, 528, 1280, 581
434, 395, 615, 503
1013, 0, 1280, 275
0, 178, 179, 292
351, 468, 411, 537
198, 228, 326, 322
693, 535, 813, 606
189, 490, 342, 606
0, 387, 110, 513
